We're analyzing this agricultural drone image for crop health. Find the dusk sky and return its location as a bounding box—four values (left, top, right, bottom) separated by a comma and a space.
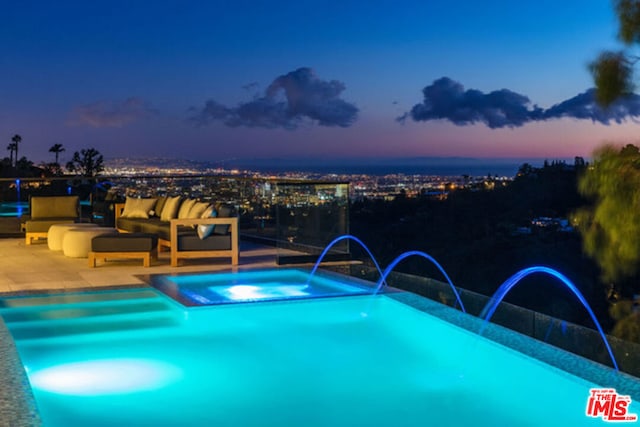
2, 0, 639, 165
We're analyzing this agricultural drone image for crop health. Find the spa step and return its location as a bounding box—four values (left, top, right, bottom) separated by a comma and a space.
7, 315, 181, 341
0, 289, 160, 309
0, 300, 175, 324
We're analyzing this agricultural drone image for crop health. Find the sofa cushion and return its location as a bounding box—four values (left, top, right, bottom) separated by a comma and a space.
140, 220, 171, 241
117, 217, 172, 241
188, 202, 210, 219
197, 205, 217, 239
177, 231, 231, 251
213, 204, 234, 235
121, 197, 157, 219
117, 217, 146, 233
153, 196, 168, 217
178, 198, 197, 219
30, 196, 79, 219
92, 233, 158, 252
160, 196, 181, 221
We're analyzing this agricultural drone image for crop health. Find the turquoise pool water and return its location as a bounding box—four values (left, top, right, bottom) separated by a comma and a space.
0, 201, 28, 217
0, 201, 91, 217
1, 272, 639, 426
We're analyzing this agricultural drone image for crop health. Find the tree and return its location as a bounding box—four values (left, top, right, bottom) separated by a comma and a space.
0, 157, 10, 171
48, 143, 65, 164
16, 156, 33, 170
6, 142, 16, 167
590, 0, 640, 106
65, 148, 104, 177
517, 163, 535, 177
39, 162, 63, 176
573, 144, 640, 283
610, 300, 640, 343
11, 134, 21, 167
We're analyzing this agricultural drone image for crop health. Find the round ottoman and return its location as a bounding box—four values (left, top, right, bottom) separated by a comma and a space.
48, 223, 100, 251
62, 228, 118, 258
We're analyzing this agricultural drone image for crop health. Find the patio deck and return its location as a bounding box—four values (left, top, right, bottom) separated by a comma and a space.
0, 237, 284, 294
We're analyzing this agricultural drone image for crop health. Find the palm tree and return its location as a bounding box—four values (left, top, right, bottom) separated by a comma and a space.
11, 134, 21, 168
6, 143, 16, 166
49, 143, 65, 165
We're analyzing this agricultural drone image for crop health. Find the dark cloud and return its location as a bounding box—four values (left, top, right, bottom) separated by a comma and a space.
401, 77, 640, 128
189, 67, 358, 129
189, 100, 233, 124
399, 77, 542, 129
69, 97, 156, 128
543, 89, 640, 124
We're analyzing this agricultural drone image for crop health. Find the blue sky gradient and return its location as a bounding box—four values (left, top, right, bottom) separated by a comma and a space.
1, 0, 637, 164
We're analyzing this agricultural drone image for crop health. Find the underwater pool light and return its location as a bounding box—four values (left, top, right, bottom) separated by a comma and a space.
29, 358, 182, 396
215, 284, 310, 301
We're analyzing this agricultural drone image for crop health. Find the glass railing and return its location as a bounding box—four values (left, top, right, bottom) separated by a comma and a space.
274, 181, 349, 264
0, 175, 349, 264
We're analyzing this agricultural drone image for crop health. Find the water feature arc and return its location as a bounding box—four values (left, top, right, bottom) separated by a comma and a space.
307, 235, 387, 288
374, 250, 466, 313
479, 266, 619, 371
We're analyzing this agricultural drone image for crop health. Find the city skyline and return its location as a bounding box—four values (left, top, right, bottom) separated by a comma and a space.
2, 1, 639, 164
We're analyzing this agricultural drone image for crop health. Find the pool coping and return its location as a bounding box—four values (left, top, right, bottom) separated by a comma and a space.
0, 316, 42, 427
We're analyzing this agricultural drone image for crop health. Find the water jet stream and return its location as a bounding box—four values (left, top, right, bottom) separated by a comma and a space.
479, 266, 618, 371
374, 250, 466, 313
307, 235, 386, 289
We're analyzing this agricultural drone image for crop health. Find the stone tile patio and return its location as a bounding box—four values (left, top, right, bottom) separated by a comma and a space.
0, 237, 282, 294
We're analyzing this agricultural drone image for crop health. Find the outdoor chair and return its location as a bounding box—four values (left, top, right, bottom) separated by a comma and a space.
24, 195, 80, 244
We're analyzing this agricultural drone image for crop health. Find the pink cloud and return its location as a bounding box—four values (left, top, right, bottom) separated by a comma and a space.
68, 97, 156, 128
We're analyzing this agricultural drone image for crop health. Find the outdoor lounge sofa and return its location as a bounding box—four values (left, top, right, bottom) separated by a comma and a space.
24, 195, 80, 245
114, 196, 239, 267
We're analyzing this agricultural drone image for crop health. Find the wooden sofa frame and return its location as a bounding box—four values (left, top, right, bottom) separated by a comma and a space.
168, 217, 239, 267
114, 203, 239, 267
88, 248, 158, 268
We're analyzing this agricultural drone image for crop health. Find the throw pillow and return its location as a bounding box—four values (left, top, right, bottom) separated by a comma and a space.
188, 202, 210, 219
197, 205, 217, 240
188, 202, 210, 229
153, 196, 168, 217
121, 197, 157, 219
178, 198, 197, 219
213, 204, 234, 234
160, 196, 181, 221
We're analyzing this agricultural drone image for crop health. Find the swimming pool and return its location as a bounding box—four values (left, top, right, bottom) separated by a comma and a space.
1, 270, 639, 426
0, 201, 28, 217
0, 200, 91, 217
